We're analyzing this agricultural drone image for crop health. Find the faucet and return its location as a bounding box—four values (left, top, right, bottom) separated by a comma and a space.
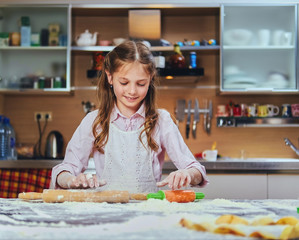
284, 138, 299, 156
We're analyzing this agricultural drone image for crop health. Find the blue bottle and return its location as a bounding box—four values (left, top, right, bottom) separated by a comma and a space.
3, 117, 17, 160
0, 115, 7, 160
189, 51, 197, 69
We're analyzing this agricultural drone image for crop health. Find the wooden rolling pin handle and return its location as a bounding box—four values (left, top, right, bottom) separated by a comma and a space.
129, 193, 147, 201
18, 192, 43, 200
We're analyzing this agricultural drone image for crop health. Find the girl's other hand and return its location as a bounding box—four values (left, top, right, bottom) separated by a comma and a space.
156, 169, 191, 190
69, 173, 107, 189
57, 171, 106, 189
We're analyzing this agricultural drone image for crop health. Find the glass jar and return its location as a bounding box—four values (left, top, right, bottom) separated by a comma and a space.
169, 44, 185, 69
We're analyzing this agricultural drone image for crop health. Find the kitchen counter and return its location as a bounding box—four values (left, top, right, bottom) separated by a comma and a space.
0, 160, 62, 169
164, 158, 299, 173
0, 197, 298, 239
1, 158, 299, 173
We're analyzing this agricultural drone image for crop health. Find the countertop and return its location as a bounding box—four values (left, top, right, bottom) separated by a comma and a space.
0, 197, 298, 239
164, 158, 299, 173
1, 158, 299, 173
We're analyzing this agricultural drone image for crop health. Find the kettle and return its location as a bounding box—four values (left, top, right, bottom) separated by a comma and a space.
75, 29, 98, 46
45, 130, 64, 159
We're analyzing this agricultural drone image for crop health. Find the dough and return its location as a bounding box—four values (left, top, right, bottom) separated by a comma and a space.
214, 225, 246, 237
276, 216, 299, 226
180, 215, 299, 239
215, 214, 249, 225
251, 216, 275, 226
249, 230, 277, 239
179, 218, 213, 232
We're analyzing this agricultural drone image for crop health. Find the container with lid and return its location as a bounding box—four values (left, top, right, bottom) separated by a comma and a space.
0, 32, 9, 47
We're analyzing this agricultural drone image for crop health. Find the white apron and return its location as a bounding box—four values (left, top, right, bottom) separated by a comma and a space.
99, 123, 158, 193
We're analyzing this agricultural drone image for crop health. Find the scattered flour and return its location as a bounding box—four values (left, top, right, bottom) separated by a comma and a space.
1, 198, 299, 240
206, 198, 255, 208
57, 195, 64, 200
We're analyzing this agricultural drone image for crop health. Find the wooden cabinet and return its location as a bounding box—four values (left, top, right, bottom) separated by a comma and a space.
0, 5, 71, 94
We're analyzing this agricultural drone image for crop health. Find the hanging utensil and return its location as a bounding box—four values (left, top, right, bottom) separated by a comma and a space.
192, 98, 200, 139
206, 100, 213, 135
175, 99, 186, 127
203, 99, 208, 133
186, 100, 192, 139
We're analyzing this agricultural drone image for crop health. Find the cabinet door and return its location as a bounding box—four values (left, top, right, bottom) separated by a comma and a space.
220, 4, 297, 93
198, 174, 267, 199
0, 6, 70, 93
268, 174, 299, 199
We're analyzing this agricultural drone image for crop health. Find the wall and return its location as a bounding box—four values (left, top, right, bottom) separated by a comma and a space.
1, 4, 299, 160
0, 95, 3, 114
3, 56, 298, 159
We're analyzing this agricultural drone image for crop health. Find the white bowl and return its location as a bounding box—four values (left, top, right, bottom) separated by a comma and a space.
224, 29, 253, 46
113, 38, 126, 46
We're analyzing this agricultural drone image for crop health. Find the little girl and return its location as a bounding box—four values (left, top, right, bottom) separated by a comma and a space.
51, 41, 208, 193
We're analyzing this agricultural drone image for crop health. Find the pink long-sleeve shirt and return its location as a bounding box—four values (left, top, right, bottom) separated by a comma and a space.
51, 104, 209, 189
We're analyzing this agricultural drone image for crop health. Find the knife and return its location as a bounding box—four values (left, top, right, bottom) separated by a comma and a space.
175, 99, 186, 127
186, 100, 192, 139
203, 99, 207, 133
192, 98, 199, 139
206, 100, 213, 135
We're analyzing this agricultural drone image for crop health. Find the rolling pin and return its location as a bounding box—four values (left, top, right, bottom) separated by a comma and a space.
146, 190, 205, 203
18, 189, 147, 203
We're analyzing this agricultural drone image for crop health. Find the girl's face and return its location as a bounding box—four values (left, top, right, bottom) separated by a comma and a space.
106, 61, 151, 118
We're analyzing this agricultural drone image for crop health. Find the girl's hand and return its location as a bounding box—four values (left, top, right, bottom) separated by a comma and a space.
156, 169, 192, 190
57, 171, 106, 189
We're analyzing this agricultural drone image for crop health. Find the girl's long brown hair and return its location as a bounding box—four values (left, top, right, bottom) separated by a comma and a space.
92, 41, 159, 154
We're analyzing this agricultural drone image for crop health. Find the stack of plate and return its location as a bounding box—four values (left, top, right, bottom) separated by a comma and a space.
224, 74, 258, 89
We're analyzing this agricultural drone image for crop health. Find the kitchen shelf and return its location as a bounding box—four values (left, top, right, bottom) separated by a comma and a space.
86, 68, 204, 79
71, 45, 220, 52
223, 46, 295, 50
217, 116, 299, 127
72, 46, 114, 52
0, 88, 71, 95
158, 68, 204, 77
0, 46, 67, 50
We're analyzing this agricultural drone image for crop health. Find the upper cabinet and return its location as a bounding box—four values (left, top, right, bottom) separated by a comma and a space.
1, 3, 299, 94
0, 5, 70, 94
70, 7, 220, 87
220, 4, 298, 93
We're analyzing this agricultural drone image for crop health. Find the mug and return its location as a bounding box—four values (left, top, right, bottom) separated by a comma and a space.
291, 104, 299, 117
240, 103, 247, 117
267, 104, 279, 117
216, 105, 228, 117
247, 105, 257, 117
233, 105, 241, 117
202, 150, 218, 161
281, 32, 292, 46
258, 105, 268, 117
272, 30, 284, 45
258, 29, 271, 46
281, 104, 292, 117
